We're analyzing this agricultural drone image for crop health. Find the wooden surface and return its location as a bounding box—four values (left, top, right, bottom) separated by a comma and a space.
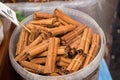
0, 18, 22, 80
0, 18, 11, 75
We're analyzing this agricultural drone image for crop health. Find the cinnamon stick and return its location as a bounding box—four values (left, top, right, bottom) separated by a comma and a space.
20, 61, 44, 73
67, 54, 81, 72
16, 29, 26, 55
33, 12, 53, 19
15, 50, 26, 62
24, 31, 29, 47
71, 55, 85, 72
16, 39, 42, 61
60, 57, 71, 64
30, 57, 60, 64
30, 18, 56, 26
50, 24, 76, 36
27, 27, 37, 44
77, 28, 89, 53
54, 9, 83, 26
84, 28, 92, 54
91, 34, 100, 61
44, 38, 60, 73
68, 49, 76, 57
28, 43, 48, 58
66, 35, 81, 46
27, 39, 49, 58
57, 57, 71, 67
57, 18, 68, 25
53, 21, 61, 27
52, 38, 60, 72
57, 61, 69, 67
30, 57, 46, 64
27, 33, 43, 48
83, 34, 97, 67
35, 25, 50, 32
69, 35, 81, 49
61, 25, 86, 45
37, 46, 68, 57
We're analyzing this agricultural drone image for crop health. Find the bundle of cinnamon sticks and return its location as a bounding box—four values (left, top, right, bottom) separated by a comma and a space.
15, 8, 100, 76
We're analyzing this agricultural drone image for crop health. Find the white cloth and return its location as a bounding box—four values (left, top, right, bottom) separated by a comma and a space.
0, 18, 4, 45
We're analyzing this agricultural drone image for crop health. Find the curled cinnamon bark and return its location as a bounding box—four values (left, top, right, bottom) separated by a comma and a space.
37, 46, 69, 57
30, 57, 46, 64
67, 54, 80, 72
77, 28, 88, 53
50, 24, 76, 36
33, 12, 53, 19
16, 29, 26, 55
84, 28, 92, 54
30, 18, 56, 26
54, 9, 83, 26
20, 61, 44, 73
83, 33, 97, 67
57, 18, 68, 25
44, 37, 60, 73
91, 34, 100, 61
30, 57, 60, 64
61, 25, 86, 45
28, 42, 48, 58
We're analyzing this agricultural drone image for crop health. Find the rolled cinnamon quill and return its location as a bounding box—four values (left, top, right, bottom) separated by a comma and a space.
27, 39, 49, 58
71, 55, 85, 71
35, 25, 50, 32
83, 34, 97, 67
57, 18, 68, 25
54, 9, 83, 26
20, 61, 44, 73
91, 34, 100, 61
37, 46, 68, 57
77, 28, 88, 53
33, 12, 53, 19
30, 57, 46, 64
67, 54, 81, 72
84, 28, 92, 54
68, 49, 76, 57
57, 61, 69, 67
30, 57, 60, 64
16, 29, 27, 55
49, 24, 76, 36
15, 49, 28, 62
66, 35, 81, 46
30, 18, 56, 26
61, 25, 86, 45
28, 43, 48, 58
57, 57, 71, 67
44, 38, 60, 73
69, 35, 81, 49
53, 21, 61, 27
27, 33, 43, 48
60, 57, 71, 64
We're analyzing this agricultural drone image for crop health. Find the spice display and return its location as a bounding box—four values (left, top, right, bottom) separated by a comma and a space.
15, 8, 100, 76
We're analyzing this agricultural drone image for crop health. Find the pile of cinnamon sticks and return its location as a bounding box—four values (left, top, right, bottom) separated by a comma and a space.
15, 8, 100, 76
